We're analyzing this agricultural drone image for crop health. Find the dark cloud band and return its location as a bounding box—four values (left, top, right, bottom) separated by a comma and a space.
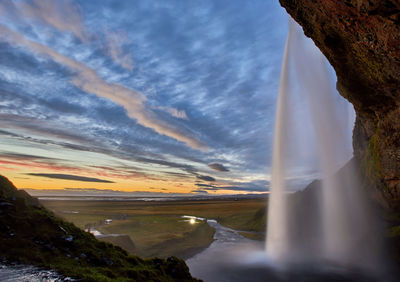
208, 163, 229, 172
27, 173, 114, 183
196, 175, 216, 182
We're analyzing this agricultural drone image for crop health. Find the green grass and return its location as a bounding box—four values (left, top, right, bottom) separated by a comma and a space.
41, 198, 268, 258
99, 216, 199, 246
219, 206, 266, 232
143, 221, 215, 259
0, 175, 198, 281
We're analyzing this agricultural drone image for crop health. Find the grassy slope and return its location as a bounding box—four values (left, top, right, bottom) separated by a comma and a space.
0, 176, 198, 282
219, 204, 266, 232
99, 235, 137, 255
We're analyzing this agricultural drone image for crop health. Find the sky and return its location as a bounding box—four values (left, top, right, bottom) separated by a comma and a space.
0, 0, 289, 194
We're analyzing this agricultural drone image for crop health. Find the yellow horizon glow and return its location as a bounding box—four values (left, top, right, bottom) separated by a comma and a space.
1, 169, 255, 195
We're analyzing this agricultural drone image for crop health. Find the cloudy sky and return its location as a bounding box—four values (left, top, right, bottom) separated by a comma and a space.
0, 0, 289, 194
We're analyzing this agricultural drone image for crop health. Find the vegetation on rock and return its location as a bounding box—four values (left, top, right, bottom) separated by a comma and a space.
0, 175, 199, 282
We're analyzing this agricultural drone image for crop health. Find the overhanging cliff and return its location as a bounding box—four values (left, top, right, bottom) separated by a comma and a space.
279, 0, 400, 211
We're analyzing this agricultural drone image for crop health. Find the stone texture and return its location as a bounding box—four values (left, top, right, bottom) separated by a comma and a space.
279, 0, 400, 210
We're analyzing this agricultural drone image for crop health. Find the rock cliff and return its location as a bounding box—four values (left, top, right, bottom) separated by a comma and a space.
279, 0, 400, 211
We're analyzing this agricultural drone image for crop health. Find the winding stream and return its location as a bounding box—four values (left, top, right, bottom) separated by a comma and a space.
186, 219, 266, 282
186, 219, 383, 282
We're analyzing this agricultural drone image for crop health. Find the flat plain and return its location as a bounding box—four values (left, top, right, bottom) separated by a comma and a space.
41, 198, 267, 259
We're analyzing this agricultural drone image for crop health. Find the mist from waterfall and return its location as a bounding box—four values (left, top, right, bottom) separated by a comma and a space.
266, 18, 383, 273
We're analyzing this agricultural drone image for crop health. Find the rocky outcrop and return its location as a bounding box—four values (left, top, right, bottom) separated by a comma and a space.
279, 0, 400, 211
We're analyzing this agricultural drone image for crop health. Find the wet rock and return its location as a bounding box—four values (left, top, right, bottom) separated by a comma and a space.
0, 201, 13, 207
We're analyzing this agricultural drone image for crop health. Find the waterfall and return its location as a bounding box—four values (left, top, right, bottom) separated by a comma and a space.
265, 17, 292, 262
266, 18, 382, 273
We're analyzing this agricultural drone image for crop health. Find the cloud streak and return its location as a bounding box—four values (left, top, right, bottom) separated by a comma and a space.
194, 179, 269, 192
105, 30, 134, 71
157, 106, 189, 120
7, 0, 134, 70
27, 173, 114, 183
0, 0, 290, 193
0, 25, 206, 150
208, 163, 229, 172
19, 0, 86, 42
196, 175, 216, 182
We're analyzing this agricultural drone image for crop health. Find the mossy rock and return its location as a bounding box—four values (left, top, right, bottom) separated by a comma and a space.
0, 175, 200, 281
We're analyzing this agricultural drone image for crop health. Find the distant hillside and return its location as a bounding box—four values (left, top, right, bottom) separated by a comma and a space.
0, 175, 199, 282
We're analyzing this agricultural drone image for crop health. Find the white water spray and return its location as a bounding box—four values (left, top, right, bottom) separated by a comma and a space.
265, 19, 292, 262
266, 18, 382, 273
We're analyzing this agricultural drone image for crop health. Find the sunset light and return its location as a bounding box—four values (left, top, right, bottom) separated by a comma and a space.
0, 1, 398, 281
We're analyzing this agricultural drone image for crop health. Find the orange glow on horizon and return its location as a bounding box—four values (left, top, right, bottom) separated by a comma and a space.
2, 171, 245, 195
0, 156, 264, 195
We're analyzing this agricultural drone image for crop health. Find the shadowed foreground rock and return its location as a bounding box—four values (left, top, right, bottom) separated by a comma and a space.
0, 175, 200, 282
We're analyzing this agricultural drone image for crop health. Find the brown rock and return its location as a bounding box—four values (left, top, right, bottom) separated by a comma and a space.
279, 0, 400, 211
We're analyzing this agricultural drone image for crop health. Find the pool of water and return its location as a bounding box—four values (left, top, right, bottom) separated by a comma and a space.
186, 220, 393, 282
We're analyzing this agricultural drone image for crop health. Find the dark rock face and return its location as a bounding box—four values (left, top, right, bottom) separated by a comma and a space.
279, 0, 400, 210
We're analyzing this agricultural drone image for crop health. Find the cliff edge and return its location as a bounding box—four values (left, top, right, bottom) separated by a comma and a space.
278, 0, 400, 212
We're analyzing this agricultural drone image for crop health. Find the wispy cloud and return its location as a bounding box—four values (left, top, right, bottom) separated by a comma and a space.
105, 30, 134, 71
194, 179, 269, 192
0, 150, 82, 173
208, 163, 229, 172
27, 173, 114, 183
0, 114, 93, 144
0, 152, 61, 162
7, 0, 135, 71
0, 0, 290, 193
19, 0, 87, 42
0, 25, 206, 150
157, 106, 189, 120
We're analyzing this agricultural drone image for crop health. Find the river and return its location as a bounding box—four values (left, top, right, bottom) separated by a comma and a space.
186, 219, 270, 282
186, 219, 384, 282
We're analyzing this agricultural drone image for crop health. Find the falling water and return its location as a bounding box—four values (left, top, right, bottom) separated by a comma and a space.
266, 18, 383, 273
265, 18, 292, 262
